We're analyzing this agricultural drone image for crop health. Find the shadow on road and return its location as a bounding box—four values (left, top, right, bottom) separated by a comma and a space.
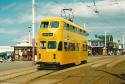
96, 69, 125, 83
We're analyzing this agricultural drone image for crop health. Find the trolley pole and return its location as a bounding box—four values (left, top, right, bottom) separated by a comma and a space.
32, 0, 35, 65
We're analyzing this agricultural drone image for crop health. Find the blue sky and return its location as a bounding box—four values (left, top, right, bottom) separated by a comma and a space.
0, 0, 125, 46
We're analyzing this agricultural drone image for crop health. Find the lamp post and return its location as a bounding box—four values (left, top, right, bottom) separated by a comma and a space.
123, 33, 125, 51
105, 32, 107, 48
28, 27, 31, 46
32, 0, 35, 65
103, 32, 107, 56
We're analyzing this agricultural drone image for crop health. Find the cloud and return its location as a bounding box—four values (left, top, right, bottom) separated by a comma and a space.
1, 2, 31, 12
0, 18, 15, 24
14, 32, 36, 44
1, 3, 17, 11
0, 14, 32, 25
19, 14, 32, 24
14, 34, 29, 42
36, 2, 97, 18
1, 0, 125, 27
0, 28, 18, 34
35, 0, 125, 20
1, 0, 125, 25
95, 0, 125, 14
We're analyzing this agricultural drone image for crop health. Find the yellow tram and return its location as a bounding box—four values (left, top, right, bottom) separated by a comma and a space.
36, 17, 88, 69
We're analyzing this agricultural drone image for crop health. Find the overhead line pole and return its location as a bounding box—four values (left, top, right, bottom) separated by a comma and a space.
32, 0, 35, 65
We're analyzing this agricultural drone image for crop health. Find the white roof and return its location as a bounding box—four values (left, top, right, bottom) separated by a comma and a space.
16, 40, 32, 46
16, 42, 32, 46
0, 46, 14, 53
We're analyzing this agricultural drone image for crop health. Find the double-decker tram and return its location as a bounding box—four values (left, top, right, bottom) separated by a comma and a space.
36, 17, 88, 69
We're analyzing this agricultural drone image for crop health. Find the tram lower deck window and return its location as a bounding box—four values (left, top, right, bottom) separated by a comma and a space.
40, 41, 46, 49
58, 41, 62, 51
48, 41, 56, 49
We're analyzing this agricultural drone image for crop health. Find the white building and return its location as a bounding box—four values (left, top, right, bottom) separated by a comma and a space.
0, 46, 14, 53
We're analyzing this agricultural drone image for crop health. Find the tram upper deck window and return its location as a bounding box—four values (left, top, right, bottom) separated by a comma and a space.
40, 41, 46, 49
50, 21, 59, 28
48, 41, 56, 49
64, 23, 69, 30
40, 22, 49, 28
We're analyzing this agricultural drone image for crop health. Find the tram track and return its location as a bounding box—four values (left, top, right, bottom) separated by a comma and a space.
89, 71, 124, 84
0, 68, 37, 83
28, 56, 124, 84
0, 69, 58, 84
25, 57, 105, 84
0, 66, 36, 77
0, 56, 124, 84
0, 69, 37, 82
0, 66, 37, 81
88, 57, 125, 84
26, 59, 104, 84
25, 70, 58, 84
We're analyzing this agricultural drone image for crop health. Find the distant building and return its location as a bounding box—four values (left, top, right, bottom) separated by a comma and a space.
13, 40, 36, 61
0, 46, 14, 53
0, 46, 14, 59
116, 41, 125, 55
88, 38, 104, 55
88, 34, 114, 55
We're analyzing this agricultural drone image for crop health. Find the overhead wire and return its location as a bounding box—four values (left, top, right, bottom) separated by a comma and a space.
34, 0, 76, 22
37, 0, 124, 41
94, 0, 119, 33
92, 0, 99, 13
53, 0, 75, 21
113, 0, 125, 15
80, 0, 118, 37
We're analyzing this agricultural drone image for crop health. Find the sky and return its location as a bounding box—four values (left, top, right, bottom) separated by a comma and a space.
0, 0, 125, 46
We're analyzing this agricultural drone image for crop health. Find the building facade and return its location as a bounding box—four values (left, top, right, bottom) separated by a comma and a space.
88, 35, 114, 55
13, 40, 36, 61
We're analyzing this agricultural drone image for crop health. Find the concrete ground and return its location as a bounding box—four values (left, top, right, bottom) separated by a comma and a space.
0, 55, 125, 84
0, 61, 32, 71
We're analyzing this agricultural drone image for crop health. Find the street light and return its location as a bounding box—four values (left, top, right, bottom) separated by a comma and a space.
105, 32, 107, 48
123, 32, 125, 51
103, 32, 107, 56
28, 27, 31, 46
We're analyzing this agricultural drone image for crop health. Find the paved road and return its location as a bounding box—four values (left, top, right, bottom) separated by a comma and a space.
28, 55, 125, 84
0, 55, 125, 84
0, 61, 32, 71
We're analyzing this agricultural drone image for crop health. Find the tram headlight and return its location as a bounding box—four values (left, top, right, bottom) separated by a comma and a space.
53, 54, 56, 59
38, 53, 41, 60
